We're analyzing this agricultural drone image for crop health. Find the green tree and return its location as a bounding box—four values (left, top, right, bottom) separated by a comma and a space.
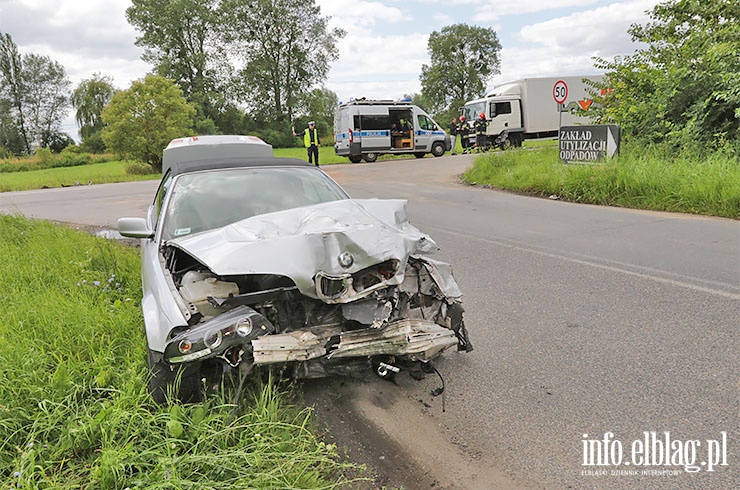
0, 34, 71, 153
0, 94, 25, 155
299, 86, 338, 137
126, 0, 231, 131
420, 24, 501, 114
101, 75, 195, 171
20, 53, 71, 150
220, 0, 345, 124
591, 0, 740, 148
0, 33, 29, 154
71, 73, 116, 148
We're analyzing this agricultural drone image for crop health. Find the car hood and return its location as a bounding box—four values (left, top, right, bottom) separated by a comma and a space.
167, 198, 437, 297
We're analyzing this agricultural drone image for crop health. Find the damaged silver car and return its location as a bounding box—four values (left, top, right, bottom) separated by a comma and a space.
118, 135, 472, 403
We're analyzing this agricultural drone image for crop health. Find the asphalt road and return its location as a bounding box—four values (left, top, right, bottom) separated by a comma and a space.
1, 154, 738, 489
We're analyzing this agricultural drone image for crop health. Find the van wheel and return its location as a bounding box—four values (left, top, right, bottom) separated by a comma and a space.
431, 142, 445, 157
414, 152, 425, 158
363, 153, 378, 163
348, 155, 363, 164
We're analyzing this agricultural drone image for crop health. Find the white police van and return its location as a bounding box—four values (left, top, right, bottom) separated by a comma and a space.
334, 99, 450, 163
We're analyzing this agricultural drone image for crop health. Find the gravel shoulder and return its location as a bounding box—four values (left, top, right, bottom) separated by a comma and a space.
300, 373, 525, 490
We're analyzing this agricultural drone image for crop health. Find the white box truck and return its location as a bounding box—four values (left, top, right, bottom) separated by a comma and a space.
461, 75, 603, 150
334, 99, 450, 163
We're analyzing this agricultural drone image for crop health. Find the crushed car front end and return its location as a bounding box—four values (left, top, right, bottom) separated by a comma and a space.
157, 198, 472, 385
120, 135, 472, 403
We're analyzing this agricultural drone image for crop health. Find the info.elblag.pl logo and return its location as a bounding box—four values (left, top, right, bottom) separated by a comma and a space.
582, 431, 729, 474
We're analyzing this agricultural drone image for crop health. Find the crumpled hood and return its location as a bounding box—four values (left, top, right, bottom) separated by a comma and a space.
167, 199, 437, 297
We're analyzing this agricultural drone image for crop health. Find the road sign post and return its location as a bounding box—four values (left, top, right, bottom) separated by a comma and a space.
553, 80, 568, 130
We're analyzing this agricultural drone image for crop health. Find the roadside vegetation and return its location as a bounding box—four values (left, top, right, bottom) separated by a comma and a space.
0, 214, 360, 488
464, 144, 740, 219
0, 146, 418, 192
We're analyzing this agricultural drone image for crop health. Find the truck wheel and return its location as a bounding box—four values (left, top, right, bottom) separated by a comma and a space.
431, 142, 445, 157
348, 155, 363, 164
147, 349, 201, 404
499, 137, 513, 150
414, 152, 425, 158
363, 152, 378, 163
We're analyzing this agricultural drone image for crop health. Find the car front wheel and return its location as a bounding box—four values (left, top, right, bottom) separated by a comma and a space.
363, 152, 378, 163
147, 349, 201, 404
431, 142, 445, 157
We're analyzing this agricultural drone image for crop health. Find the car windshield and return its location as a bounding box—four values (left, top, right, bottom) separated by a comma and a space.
162, 166, 349, 240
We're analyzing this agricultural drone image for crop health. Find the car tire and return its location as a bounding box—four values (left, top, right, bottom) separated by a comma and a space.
431, 142, 445, 157
147, 349, 201, 404
348, 155, 363, 164
363, 152, 378, 163
413, 152, 425, 158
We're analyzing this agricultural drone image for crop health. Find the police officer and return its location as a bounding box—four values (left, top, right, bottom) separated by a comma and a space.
293, 121, 321, 166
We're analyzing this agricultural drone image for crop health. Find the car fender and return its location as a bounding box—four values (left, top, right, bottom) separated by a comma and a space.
141, 239, 189, 353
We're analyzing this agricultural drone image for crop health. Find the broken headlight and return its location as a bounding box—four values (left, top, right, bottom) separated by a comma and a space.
164, 305, 275, 364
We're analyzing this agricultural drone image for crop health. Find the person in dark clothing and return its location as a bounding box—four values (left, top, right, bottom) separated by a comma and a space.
293, 121, 321, 166
449, 117, 458, 155
458, 116, 471, 153
474, 112, 488, 151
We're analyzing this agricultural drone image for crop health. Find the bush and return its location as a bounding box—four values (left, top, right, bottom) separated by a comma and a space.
79, 132, 107, 154
124, 161, 156, 175
58, 151, 92, 167
257, 128, 298, 148
34, 147, 53, 163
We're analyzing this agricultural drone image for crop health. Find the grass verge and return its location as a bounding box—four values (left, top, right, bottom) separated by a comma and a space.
462, 145, 740, 219
0, 215, 360, 488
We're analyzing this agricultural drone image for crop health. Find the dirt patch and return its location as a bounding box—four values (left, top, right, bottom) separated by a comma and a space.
300, 374, 523, 490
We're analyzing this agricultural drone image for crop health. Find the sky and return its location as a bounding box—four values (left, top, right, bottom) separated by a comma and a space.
0, 0, 659, 137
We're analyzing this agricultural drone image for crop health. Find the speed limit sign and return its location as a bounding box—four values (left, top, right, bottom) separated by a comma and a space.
553, 80, 568, 104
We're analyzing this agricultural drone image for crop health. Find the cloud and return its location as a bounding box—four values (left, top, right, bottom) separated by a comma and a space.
0, 0, 145, 88
327, 31, 429, 101
518, 0, 654, 55
473, 0, 599, 22
315, 0, 435, 101
490, 0, 656, 87
318, 0, 405, 30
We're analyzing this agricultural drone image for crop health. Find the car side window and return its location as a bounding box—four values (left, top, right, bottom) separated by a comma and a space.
417, 115, 436, 131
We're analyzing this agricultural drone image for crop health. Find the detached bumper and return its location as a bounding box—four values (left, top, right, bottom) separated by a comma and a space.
251, 319, 458, 365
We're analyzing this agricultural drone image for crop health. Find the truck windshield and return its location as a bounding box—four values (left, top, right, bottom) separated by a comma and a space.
462, 102, 484, 123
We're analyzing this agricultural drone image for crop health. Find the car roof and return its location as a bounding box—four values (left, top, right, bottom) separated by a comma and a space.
163, 135, 313, 176
167, 157, 313, 177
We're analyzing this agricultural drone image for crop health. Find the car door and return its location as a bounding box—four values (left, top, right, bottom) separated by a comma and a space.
415, 113, 439, 151
358, 107, 391, 152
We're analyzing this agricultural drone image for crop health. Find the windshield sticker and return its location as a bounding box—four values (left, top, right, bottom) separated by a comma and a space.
174, 227, 191, 236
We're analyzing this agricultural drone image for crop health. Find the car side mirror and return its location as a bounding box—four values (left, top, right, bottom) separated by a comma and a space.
118, 217, 154, 239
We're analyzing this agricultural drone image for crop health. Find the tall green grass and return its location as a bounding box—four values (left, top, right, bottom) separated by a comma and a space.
463, 146, 740, 219
0, 215, 358, 488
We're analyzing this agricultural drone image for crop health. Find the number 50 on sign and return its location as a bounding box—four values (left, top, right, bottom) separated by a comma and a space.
553, 80, 568, 104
